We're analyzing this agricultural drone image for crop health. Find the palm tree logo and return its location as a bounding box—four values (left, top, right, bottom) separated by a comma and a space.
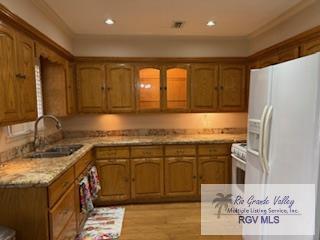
212, 193, 233, 218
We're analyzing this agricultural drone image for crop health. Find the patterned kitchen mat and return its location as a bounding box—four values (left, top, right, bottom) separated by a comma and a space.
77, 207, 125, 240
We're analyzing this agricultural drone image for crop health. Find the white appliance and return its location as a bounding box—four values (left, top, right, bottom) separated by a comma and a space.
245, 52, 320, 240
231, 143, 247, 194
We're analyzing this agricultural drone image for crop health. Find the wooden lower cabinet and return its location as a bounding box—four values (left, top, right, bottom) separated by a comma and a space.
96, 159, 130, 201
198, 156, 230, 187
131, 158, 164, 199
57, 213, 77, 240
164, 157, 197, 196
49, 184, 76, 240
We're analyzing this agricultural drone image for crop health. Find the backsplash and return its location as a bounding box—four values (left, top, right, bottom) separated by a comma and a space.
63, 128, 247, 138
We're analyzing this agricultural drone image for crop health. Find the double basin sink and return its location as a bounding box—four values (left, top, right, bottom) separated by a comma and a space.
28, 144, 83, 158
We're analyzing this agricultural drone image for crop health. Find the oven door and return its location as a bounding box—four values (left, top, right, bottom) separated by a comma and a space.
232, 154, 246, 194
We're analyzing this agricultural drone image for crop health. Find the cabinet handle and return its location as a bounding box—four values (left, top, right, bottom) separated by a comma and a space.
214, 86, 219, 91
101, 86, 105, 90
107, 87, 112, 91
164, 87, 167, 90
220, 86, 224, 90
199, 176, 203, 180
132, 178, 135, 182
193, 176, 197, 179
16, 73, 26, 79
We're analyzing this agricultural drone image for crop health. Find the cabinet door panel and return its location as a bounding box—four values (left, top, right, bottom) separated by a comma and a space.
219, 64, 246, 112
77, 64, 106, 112
67, 64, 77, 115
0, 23, 20, 123
97, 159, 130, 201
165, 66, 189, 111
17, 33, 37, 121
190, 65, 218, 112
165, 157, 197, 196
107, 64, 135, 112
198, 156, 230, 188
137, 67, 161, 112
131, 158, 164, 199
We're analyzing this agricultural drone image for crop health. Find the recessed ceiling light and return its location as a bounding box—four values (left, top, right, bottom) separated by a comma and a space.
207, 20, 216, 27
105, 19, 115, 25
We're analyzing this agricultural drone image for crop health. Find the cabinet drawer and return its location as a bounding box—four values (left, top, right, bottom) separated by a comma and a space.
50, 184, 75, 240
49, 167, 75, 208
57, 213, 77, 240
75, 151, 93, 177
165, 145, 196, 156
131, 146, 163, 158
96, 147, 129, 159
198, 144, 230, 156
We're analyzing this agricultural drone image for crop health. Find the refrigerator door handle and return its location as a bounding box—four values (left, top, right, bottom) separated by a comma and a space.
262, 106, 273, 174
258, 105, 269, 173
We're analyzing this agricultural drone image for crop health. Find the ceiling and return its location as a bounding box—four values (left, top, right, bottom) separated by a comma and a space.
39, 0, 307, 37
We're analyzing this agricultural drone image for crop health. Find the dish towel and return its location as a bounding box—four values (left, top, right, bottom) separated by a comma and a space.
80, 176, 94, 213
88, 166, 101, 199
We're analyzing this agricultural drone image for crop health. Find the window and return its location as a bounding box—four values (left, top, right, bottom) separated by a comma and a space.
7, 63, 44, 139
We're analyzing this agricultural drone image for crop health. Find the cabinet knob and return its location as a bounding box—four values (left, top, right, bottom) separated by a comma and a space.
101, 86, 105, 90
132, 178, 135, 182
214, 86, 219, 91
220, 86, 224, 90
193, 176, 197, 179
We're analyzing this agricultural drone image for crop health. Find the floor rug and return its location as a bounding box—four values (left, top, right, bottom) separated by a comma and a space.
77, 207, 125, 240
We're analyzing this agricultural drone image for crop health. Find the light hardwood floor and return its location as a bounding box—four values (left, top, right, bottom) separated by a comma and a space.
120, 202, 242, 240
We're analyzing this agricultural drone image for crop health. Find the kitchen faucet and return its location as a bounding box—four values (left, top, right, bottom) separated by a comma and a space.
34, 115, 62, 150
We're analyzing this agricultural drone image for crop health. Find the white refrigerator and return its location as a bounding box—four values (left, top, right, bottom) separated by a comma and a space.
245, 52, 320, 240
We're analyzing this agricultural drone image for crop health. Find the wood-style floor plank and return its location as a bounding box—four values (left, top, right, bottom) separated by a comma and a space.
120, 202, 242, 240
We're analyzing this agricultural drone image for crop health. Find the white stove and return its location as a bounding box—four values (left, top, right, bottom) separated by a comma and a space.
231, 143, 247, 162
231, 142, 247, 194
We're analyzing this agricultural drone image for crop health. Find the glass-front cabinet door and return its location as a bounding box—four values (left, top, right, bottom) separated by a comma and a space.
164, 66, 189, 111
137, 67, 161, 112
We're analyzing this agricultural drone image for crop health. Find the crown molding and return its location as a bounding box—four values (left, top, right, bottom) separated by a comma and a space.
31, 0, 74, 37
0, 3, 73, 60
248, 0, 315, 39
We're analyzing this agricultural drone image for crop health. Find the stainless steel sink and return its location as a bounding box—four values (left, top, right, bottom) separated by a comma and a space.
27, 144, 83, 158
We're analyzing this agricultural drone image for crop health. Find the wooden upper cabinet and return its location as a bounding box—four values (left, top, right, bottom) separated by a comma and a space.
258, 54, 278, 68
190, 64, 219, 112
106, 64, 135, 113
136, 66, 162, 112
301, 37, 320, 56
96, 159, 130, 201
0, 23, 20, 124
131, 158, 164, 199
16, 33, 37, 121
218, 64, 246, 112
278, 47, 299, 64
165, 157, 197, 196
66, 63, 77, 115
164, 66, 189, 111
77, 64, 106, 113
41, 60, 68, 117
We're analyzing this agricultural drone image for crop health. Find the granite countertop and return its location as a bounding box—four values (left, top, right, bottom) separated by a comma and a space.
0, 134, 246, 188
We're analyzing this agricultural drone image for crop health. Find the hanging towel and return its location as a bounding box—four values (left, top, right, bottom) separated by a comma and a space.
79, 176, 94, 213
88, 166, 101, 199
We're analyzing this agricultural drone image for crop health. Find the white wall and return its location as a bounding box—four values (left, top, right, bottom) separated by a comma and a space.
73, 35, 249, 57
249, 0, 320, 54
0, 0, 73, 52
61, 113, 248, 131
